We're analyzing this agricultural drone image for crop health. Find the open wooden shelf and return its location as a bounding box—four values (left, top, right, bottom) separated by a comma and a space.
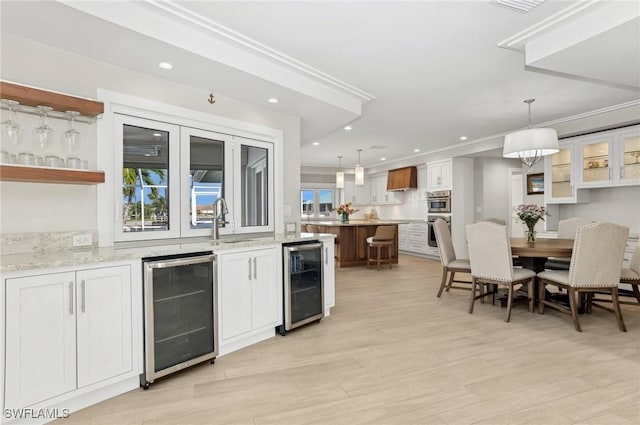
0, 165, 105, 185
0, 81, 103, 117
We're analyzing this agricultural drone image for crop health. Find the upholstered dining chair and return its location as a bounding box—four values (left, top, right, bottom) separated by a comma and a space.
306, 224, 320, 233
366, 225, 396, 270
479, 218, 506, 225
434, 218, 472, 297
592, 245, 640, 307
466, 221, 536, 322
545, 217, 594, 270
538, 222, 629, 332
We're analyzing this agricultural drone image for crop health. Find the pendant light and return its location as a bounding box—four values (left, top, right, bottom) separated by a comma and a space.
503, 99, 559, 169
336, 155, 344, 189
355, 149, 364, 186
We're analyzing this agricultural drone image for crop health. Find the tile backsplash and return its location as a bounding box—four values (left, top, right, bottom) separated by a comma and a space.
1, 231, 97, 255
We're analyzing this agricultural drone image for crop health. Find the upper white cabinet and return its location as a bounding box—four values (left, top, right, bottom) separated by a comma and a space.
545, 142, 589, 204
577, 127, 640, 187
343, 178, 371, 206
370, 174, 403, 205
218, 247, 279, 344
426, 159, 452, 191
4, 265, 132, 410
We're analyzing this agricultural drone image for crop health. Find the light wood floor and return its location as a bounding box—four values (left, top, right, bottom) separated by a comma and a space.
61, 254, 640, 425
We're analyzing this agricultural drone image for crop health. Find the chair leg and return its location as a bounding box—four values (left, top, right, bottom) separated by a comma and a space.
527, 278, 534, 313
468, 277, 477, 314
568, 288, 582, 332
611, 289, 627, 332
437, 268, 448, 297
446, 271, 455, 292
505, 284, 513, 323
538, 279, 546, 314
376, 246, 381, 270
388, 246, 392, 270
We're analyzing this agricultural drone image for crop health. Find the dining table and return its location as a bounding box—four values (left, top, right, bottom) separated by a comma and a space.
510, 237, 574, 273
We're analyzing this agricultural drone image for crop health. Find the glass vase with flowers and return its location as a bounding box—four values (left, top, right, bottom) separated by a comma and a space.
514, 203, 549, 245
334, 202, 358, 223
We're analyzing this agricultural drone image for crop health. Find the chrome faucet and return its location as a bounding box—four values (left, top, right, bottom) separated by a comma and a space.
212, 197, 229, 240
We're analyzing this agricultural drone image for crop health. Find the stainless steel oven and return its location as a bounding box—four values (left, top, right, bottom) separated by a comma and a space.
427, 190, 451, 213
427, 215, 451, 247
141, 251, 217, 388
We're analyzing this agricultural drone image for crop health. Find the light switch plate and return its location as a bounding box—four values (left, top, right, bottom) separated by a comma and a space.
73, 234, 93, 247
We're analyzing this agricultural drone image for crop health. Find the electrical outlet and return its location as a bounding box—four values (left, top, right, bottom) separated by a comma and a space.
73, 234, 93, 247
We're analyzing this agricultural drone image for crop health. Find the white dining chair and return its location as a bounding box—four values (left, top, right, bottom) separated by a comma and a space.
545, 217, 594, 270
538, 222, 629, 332
466, 221, 536, 322
434, 218, 472, 297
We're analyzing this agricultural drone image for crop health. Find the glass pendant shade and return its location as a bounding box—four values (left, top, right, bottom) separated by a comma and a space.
336, 171, 344, 188
355, 165, 364, 185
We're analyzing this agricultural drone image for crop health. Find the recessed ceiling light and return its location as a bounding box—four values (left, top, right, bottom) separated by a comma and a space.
268, 98, 279, 104
153, 133, 162, 137
460, 136, 468, 140
344, 125, 352, 131
413, 148, 420, 153
158, 62, 173, 70
312, 142, 320, 146
381, 157, 386, 161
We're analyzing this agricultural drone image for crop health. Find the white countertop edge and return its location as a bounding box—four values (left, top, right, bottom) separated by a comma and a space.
1, 233, 336, 273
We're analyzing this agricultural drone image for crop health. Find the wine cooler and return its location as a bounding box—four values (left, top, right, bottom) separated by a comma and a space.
279, 241, 324, 335
141, 251, 217, 388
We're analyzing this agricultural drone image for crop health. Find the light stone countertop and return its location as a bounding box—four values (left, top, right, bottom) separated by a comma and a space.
308, 219, 410, 227
0, 232, 335, 273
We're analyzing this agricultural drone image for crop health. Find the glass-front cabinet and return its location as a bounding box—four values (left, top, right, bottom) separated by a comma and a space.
579, 134, 614, 187
619, 128, 640, 185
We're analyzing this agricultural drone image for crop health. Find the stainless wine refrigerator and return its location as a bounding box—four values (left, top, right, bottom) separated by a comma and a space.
279, 241, 324, 335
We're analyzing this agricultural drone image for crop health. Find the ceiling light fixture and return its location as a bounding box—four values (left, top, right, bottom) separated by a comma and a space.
336, 155, 344, 189
312, 142, 319, 146
355, 149, 364, 186
503, 99, 559, 169
413, 148, 420, 153
158, 62, 173, 70
268, 98, 279, 104
381, 157, 386, 161
460, 136, 468, 141
344, 125, 352, 131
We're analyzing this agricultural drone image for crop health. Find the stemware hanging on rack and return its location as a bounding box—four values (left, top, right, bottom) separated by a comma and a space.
1, 99, 22, 159
64, 111, 83, 168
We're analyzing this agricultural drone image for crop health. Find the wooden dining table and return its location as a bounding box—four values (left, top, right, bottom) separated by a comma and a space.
510, 237, 574, 272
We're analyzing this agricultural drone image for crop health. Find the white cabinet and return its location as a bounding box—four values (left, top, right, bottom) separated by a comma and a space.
218, 247, 278, 342
4, 265, 132, 410
322, 240, 335, 312
426, 159, 451, 191
370, 174, 403, 205
343, 179, 371, 206
576, 127, 640, 187
397, 222, 429, 255
544, 142, 589, 204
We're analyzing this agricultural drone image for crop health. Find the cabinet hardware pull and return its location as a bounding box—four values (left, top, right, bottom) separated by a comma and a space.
248, 258, 252, 280
81, 280, 86, 313
69, 282, 74, 315
253, 257, 257, 279
620, 166, 624, 179
609, 167, 612, 180
325, 247, 328, 265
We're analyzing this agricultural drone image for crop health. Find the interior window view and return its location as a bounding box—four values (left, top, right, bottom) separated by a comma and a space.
2, 1, 640, 424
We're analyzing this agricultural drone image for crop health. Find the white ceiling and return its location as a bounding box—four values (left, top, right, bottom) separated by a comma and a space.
2, 0, 638, 171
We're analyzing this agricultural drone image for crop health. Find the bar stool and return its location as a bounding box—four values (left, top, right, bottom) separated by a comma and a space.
366, 226, 396, 270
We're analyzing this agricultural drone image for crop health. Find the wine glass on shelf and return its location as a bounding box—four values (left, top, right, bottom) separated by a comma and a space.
1, 99, 21, 162
34, 106, 58, 166
64, 111, 82, 168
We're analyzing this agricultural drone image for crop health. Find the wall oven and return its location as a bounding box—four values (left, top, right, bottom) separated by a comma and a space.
427, 190, 451, 214
427, 215, 451, 247
141, 251, 217, 388
279, 241, 324, 335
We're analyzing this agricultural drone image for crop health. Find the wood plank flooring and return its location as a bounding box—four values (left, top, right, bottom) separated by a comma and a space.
59, 255, 640, 425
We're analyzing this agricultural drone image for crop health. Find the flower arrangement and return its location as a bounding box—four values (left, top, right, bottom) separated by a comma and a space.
334, 202, 358, 223
514, 203, 549, 243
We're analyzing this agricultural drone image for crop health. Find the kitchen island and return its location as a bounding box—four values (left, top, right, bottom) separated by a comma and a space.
304, 220, 405, 267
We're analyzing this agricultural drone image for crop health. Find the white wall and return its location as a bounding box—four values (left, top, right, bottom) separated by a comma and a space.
557, 186, 640, 234
0, 34, 301, 236
473, 157, 524, 224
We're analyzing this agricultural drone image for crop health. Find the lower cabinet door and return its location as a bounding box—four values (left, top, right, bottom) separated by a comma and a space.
250, 248, 277, 329
219, 252, 253, 340
5, 272, 77, 409
76, 265, 133, 388
323, 240, 336, 310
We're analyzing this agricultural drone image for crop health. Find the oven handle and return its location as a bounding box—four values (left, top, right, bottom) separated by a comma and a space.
146, 254, 216, 269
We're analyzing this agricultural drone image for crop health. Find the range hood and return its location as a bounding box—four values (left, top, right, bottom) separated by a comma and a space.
386, 166, 418, 191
